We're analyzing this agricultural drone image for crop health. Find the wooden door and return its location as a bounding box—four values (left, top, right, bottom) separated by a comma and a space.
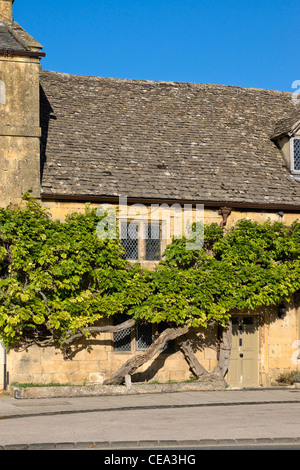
227, 316, 259, 387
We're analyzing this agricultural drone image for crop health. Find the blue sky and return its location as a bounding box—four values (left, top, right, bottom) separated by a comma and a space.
14, 0, 300, 92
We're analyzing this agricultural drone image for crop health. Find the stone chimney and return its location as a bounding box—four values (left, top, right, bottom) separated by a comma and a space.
0, 0, 14, 24
0, 0, 45, 207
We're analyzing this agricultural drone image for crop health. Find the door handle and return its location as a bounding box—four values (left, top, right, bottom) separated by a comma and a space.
239, 353, 244, 358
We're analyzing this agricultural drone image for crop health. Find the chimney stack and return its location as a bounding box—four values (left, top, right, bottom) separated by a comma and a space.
0, 0, 14, 24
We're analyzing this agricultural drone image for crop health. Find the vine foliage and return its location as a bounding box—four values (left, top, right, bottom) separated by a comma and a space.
0, 196, 299, 384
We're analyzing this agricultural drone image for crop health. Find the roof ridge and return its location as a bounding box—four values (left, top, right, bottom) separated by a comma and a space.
5, 21, 29, 50
40, 69, 292, 95
10, 21, 43, 51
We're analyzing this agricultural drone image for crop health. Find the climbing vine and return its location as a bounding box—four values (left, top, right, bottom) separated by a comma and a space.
0, 195, 300, 383
0, 195, 151, 348
133, 218, 300, 330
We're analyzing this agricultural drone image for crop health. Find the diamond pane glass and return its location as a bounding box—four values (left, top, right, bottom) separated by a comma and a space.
120, 222, 139, 260
293, 138, 300, 171
145, 223, 161, 261
136, 323, 153, 350
113, 327, 132, 351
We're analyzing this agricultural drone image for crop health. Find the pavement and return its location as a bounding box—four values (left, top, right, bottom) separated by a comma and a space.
1, 387, 300, 419
0, 387, 300, 450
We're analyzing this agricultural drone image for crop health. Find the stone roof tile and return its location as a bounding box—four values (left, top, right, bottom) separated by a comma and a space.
0, 21, 26, 50
39, 70, 300, 207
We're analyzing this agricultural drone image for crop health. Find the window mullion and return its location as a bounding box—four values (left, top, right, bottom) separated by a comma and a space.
139, 221, 146, 261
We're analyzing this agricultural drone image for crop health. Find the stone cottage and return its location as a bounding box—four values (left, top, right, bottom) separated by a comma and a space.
1, 0, 300, 389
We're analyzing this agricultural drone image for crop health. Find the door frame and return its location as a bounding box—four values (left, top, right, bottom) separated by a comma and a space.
227, 315, 259, 388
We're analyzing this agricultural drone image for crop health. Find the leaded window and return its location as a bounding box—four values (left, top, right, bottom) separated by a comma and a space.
113, 327, 132, 351
113, 323, 172, 352
136, 323, 153, 350
120, 220, 161, 261
120, 222, 139, 260
293, 138, 300, 172
145, 223, 161, 261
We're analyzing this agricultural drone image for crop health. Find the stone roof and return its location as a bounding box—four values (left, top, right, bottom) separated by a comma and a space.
39, 70, 300, 208
271, 110, 300, 140
0, 21, 43, 52
0, 21, 25, 50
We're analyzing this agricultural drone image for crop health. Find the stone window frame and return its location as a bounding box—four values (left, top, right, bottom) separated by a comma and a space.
113, 323, 173, 353
119, 217, 167, 263
113, 323, 153, 353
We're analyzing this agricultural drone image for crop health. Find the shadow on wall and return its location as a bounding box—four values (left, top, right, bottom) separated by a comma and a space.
39, 85, 56, 181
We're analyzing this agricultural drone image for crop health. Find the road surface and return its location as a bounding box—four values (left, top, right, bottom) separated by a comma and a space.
0, 401, 300, 448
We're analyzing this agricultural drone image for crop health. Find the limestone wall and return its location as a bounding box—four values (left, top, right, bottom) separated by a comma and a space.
259, 301, 300, 386
0, 55, 41, 207
7, 326, 218, 386
6, 304, 300, 387
4, 202, 300, 388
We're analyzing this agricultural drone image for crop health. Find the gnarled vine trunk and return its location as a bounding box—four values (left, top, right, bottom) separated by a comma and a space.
62, 318, 136, 347
103, 326, 189, 385
103, 321, 232, 386
213, 322, 233, 378
176, 335, 209, 378
62, 319, 232, 386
